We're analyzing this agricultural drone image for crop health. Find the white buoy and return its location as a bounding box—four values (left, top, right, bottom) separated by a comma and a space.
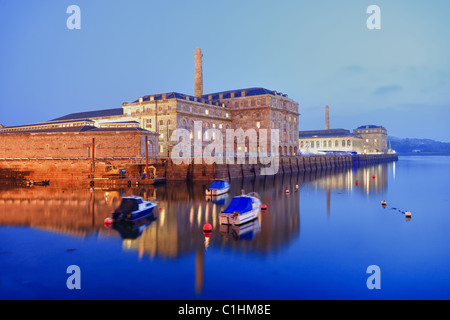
295, 185, 299, 190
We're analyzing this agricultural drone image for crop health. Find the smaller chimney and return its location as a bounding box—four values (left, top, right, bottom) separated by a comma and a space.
325, 105, 330, 130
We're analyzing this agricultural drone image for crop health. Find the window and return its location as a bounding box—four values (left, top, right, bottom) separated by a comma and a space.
256, 121, 261, 128
226, 113, 229, 118
335, 140, 338, 147
342, 140, 345, 147
328, 140, 331, 147
347, 140, 351, 147
160, 146, 163, 152
205, 109, 209, 115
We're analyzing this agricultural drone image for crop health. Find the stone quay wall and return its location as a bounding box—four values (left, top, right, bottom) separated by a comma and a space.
158, 153, 398, 181
0, 153, 398, 184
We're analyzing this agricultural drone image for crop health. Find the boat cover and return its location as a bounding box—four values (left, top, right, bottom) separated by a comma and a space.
222, 196, 253, 214
115, 198, 139, 213
209, 180, 227, 190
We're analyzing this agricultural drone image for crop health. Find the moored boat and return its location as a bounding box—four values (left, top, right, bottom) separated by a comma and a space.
205, 179, 230, 196
219, 192, 261, 225
112, 195, 157, 222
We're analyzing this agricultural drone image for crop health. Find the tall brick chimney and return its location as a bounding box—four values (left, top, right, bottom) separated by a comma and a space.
325, 105, 329, 130
194, 48, 203, 98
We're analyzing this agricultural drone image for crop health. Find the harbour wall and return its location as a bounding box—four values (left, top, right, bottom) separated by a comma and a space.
0, 153, 398, 184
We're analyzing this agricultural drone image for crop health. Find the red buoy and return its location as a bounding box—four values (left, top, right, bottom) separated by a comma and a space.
158, 207, 162, 210
203, 223, 212, 233
104, 217, 113, 228
261, 204, 267, 210
355, 181, 359, 186
285, 189, 290, 194
372, 175, 376, 179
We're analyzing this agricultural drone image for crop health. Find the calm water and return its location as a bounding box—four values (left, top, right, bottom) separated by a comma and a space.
0, 156, 449, 300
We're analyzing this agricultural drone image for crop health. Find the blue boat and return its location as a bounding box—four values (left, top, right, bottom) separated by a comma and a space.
219, 193, 262, 225
205, 179, 230, 196
112, 196, 157, 222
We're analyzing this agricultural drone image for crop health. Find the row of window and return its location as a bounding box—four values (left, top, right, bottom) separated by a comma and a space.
300, 139, 352, 149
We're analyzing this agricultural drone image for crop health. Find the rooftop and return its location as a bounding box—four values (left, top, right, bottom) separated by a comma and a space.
355, 125, 384, 130
299, 129, 357, 138
129, 87, 290, 104
51, 108, 124, 121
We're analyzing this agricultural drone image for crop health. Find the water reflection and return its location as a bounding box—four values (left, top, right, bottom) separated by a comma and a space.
0, 163, 391, 256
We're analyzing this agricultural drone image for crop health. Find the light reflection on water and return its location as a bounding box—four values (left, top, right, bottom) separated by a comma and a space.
1, 157, 449, 299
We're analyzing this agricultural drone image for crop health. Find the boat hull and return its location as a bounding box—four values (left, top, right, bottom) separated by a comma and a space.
219, 206, 261, 225
205, 186, 230, 196
113, 204, 156, 222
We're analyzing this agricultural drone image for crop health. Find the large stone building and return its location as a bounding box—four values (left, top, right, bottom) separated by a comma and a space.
353, 125, 388, 153
1, 48, 299, 159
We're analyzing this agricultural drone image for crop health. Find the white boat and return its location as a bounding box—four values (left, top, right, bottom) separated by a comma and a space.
205, 179, 230, 196
112, 195, 157, 222
219, 192, 262, 225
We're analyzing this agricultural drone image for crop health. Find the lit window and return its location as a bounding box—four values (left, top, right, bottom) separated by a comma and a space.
226, 113, 229, 118
256, 121, 261, 128
205, 109, 209, 115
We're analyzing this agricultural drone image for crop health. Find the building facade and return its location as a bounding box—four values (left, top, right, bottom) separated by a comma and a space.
298, 129, 363, 154
353, 125, 388, 153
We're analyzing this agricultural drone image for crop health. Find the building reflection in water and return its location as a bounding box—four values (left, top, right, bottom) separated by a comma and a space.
0, 162, 391, 296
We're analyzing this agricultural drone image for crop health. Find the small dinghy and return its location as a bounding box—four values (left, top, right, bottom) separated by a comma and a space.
205, 179, 230, 196
219, 192, 261, 225
112, 196, 157, 222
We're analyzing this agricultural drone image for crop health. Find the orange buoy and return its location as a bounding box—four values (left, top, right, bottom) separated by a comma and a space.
285, 189, 290, 194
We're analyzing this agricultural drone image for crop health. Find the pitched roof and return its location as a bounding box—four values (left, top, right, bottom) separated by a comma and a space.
51, 108, 124, 121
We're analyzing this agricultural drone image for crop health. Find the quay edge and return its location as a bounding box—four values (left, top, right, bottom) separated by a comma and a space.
0, 154, 398, 185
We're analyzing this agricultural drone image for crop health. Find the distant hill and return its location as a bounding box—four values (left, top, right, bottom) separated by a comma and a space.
389, 136, 450, 155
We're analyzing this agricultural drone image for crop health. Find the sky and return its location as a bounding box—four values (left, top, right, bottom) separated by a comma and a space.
1, 0, 449, 141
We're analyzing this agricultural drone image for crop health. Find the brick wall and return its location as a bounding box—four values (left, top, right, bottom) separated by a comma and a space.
0, 130, 157, 159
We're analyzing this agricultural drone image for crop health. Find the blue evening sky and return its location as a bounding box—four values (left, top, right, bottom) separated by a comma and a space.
1, 0, 449, 141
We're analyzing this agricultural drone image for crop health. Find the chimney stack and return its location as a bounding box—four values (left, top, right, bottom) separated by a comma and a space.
194, 48, 203, 98
325, 105, 329, 130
